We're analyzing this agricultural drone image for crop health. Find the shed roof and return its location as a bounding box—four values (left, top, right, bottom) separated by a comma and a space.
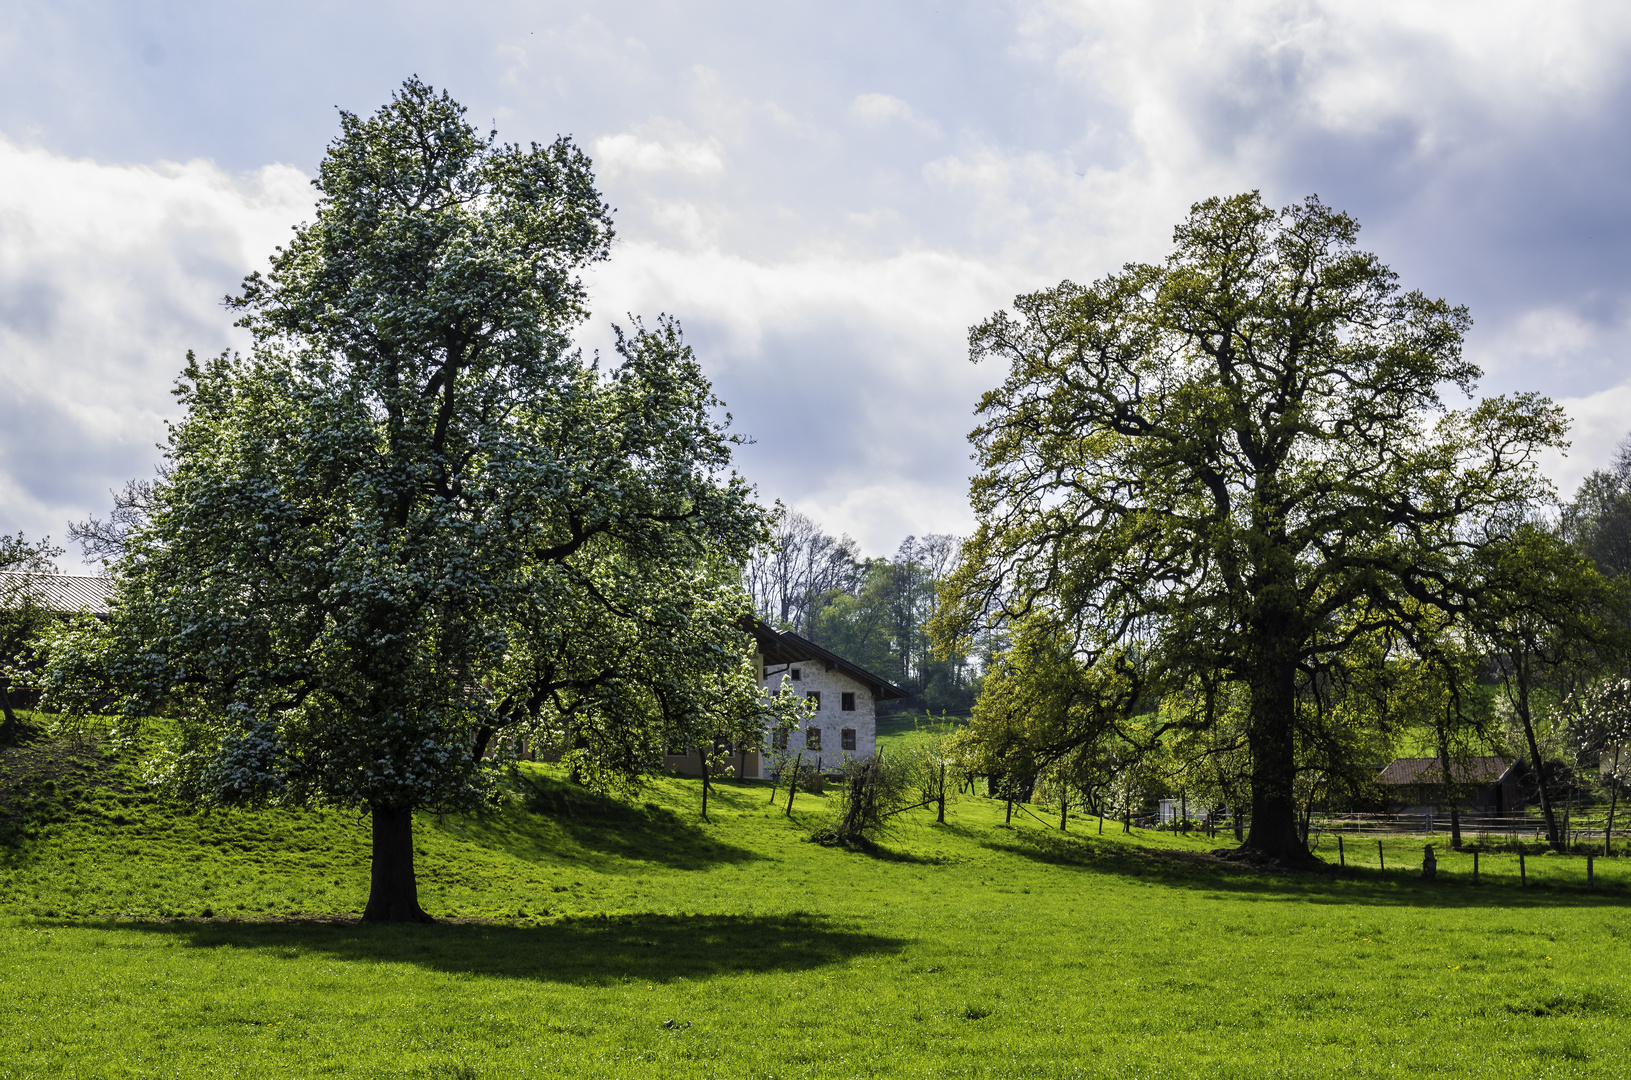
1377, 756, 1512, 786
0, 572, 114, 615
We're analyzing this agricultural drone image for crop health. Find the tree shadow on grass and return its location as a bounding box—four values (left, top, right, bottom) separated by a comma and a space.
437, 773, 763, 874
93, 911, 904, 984
981, 826, 1631, 910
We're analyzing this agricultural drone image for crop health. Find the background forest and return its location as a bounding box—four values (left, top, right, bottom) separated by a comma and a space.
743, 513, 987, 716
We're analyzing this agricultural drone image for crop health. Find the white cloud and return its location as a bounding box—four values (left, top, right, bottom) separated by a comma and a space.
1541, 380, 1631, 502
848, 93, 939, 136
0, 136, 313, 559
591, 130, 725, 177
582, 240, 1017, 555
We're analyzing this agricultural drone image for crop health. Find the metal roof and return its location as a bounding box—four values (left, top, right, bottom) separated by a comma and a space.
1377, 756, 1513, 786
0, 572, 114, 615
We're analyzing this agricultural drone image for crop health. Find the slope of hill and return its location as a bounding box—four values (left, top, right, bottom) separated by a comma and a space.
1, 719, 1628, 1078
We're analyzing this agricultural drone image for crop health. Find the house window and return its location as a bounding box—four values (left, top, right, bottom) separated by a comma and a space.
806, 691, 821, 710
772, 727, 789, 751
841, 692, 855, 711
841, 728, 856, 751
806, 727, 822, 751
790, 668, 801, 681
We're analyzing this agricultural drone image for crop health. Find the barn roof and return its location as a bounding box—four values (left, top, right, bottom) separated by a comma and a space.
1377, 756, 1513, 786
747, 619, 909, 700
0, 572, 114, 615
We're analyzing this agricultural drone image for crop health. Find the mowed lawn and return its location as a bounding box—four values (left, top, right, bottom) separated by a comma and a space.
1, 728, 1628, 1079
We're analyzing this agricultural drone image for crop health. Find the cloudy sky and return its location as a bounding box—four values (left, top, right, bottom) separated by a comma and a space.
3, 1, 1630, 563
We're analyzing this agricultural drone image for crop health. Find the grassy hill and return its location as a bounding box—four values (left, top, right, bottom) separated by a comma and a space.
1, 718, 1629, 1078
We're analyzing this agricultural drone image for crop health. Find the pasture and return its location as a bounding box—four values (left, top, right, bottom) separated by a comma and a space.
0, 721, 1627, 1078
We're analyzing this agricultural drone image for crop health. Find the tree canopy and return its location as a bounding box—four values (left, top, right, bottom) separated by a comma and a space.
934, 192, 1568, 861
49, 79, 772, 921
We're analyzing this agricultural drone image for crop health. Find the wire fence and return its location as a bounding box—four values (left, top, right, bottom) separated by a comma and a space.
1309, 811, 1631, 854
1307, 832, 1627, 891
1135, 812, 1629, 889
1146, 809, 1630, 852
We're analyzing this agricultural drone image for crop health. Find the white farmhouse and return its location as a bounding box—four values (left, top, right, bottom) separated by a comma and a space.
663, 619, 908, 779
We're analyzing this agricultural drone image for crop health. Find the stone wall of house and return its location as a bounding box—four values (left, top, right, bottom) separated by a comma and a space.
764, 662, 876, 773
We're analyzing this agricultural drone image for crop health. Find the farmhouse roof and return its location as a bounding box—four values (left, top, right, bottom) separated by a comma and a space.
1377, 756, 1512, 786
0, 571, 114, 615
747, 619, 909, 700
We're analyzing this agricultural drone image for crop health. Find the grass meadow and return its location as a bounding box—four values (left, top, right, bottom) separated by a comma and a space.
0, 715, 1628, 1079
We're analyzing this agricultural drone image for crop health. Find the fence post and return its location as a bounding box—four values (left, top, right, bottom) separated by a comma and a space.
1378, 840, 1385, 871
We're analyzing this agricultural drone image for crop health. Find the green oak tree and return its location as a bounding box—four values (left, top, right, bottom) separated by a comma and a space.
45, 80, 772, 922
933, 192, 1566, 862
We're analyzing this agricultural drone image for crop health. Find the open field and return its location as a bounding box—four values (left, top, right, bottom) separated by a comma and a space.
1, 721, 1629, 1078
873, 711, 966, 753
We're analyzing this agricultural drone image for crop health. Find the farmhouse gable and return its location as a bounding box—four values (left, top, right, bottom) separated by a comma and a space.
663, 619, 907, 779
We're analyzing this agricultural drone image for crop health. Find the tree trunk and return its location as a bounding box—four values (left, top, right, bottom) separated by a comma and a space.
1241, 636, 1310, 861
362, 806, 432, 924
1606, 746, 1621, 856
785, 755, 802, 818
1060, 787, 1068, 831
1511, 654, 1562, 850
0, 684, 16, 740
1564, 784, 1573, 850
471, 724, 494, 763
1436, 735, 1462, 851
698, 745, 711, 822
937, 762, 946, 824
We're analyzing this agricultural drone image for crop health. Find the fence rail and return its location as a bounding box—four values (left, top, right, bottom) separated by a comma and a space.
1140, 810, 1631, 854
1308, 811, 1629, 848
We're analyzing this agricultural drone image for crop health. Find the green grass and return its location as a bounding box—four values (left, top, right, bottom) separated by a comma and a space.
2, 720, 1630, 1078
874, 711, 966, 755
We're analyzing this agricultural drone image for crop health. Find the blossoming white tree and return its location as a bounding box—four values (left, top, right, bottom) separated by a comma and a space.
50, 80, 774, 922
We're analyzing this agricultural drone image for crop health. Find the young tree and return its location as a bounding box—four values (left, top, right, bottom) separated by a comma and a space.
907, 732, 957, 824
1468, 520, 1620, 849
820, 752, 924, 845
935, 192, 1566, 862
1568, 677, 1631, 854
0, 533, 63, 738
45, 80, 771, 922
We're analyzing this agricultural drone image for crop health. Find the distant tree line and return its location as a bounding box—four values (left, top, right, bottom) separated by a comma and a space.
745, 511, 984, 715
